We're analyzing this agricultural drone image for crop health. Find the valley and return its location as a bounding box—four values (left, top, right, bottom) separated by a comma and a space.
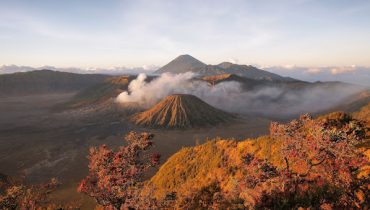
0, 91, 270, 208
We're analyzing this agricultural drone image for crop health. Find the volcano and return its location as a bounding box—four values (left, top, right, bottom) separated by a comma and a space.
130, 94, 235, 128
155, 54, 206, 74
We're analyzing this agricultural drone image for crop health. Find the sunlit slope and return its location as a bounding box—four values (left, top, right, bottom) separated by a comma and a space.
150, 112, 369, 198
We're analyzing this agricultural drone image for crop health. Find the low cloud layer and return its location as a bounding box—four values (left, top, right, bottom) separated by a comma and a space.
264, 66, 370, 87
116, 73, 363, 118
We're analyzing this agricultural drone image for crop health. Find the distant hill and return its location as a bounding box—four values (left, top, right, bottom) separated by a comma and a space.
353, 101, 370, 123
316, 89, 370, 116
202, 62, 297, 81
63, 76, 134, 108
130, 94, 235, 128
155, 55, 297, 81
351, 94, 370, 138
333, 89, 370, 112
0, 70, 110, 96
61, 75, 157, 109
202, 73, 274, 90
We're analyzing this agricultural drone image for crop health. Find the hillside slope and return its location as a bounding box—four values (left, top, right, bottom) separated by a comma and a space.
149, 112, 370, 204
62, 76, 134, 108
331, 89, 370, 113
0, 70, 109, 96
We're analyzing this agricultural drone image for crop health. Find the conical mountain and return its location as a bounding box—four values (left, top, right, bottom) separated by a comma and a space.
155, 54, 206, 74
130, 94, 235, 128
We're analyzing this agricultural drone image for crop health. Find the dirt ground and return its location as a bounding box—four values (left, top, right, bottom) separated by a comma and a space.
0, 93, 270, 209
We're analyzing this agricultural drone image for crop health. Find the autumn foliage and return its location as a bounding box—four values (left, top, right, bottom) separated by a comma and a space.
242, 114, 369, 209
0, 177, 68, 209
150, 113, 370, 209
77, 131, 160, 209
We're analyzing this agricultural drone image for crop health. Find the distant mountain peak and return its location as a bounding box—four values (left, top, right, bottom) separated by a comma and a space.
155, 54, 206, 74
155, 54, 298, 81
174, 54, 197, 60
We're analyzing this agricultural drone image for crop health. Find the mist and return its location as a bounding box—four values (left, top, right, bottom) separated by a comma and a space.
116, 73, 363, 117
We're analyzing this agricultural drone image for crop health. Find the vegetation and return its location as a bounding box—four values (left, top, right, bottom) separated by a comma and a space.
77, 132, 161, 210
149, 113, 370, 209
353, 102, 370, 140
0, 177, 79, 209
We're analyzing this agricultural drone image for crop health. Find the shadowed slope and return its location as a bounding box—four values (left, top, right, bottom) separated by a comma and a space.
0, 70, 109, 96
130, 94, 235, 128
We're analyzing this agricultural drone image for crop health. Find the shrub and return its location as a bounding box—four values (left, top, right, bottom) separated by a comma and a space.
77, 131, 160, 210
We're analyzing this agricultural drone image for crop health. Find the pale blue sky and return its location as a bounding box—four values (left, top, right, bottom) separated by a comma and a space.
1, 0, 369, 68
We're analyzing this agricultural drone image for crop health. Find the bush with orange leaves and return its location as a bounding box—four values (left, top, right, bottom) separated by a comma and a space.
0, 177, 72, 209
240, 114, 369, 209
77, 131, 161, 210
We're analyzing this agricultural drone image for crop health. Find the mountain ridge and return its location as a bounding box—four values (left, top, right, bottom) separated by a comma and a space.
155, 54, 297, 81
0, 70, 110, 96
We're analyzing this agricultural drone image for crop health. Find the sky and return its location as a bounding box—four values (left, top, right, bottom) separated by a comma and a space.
1, 0, 370, 68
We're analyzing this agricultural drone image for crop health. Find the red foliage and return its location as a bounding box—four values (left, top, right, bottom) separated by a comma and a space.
271, 114, 368, 188
0, 178, 67, 209
77, 131, 160, 209
240, 114, 370, 209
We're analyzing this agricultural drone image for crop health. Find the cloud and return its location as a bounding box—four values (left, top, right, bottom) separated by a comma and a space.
330, 66, 356, 75
307, 68, 321, 74
116, 72, 198, 107
116, 72, 363, 117
228, 58, 239, 64
264, 66, 370, 86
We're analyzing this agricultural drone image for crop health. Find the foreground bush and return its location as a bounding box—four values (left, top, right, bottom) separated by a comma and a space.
0, 177, 78, 209
243, 114, 369, 209
78, 131, 160, 210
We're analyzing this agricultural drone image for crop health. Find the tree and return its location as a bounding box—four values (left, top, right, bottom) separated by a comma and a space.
78, 131, 160, 210
241, 114, 370, 209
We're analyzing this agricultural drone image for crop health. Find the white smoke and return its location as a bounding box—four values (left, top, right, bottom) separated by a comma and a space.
116, 72, 363, 117
116, 72, 244, 108
117, 72, 198, 107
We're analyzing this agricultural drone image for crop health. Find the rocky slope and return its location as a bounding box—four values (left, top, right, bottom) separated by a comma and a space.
130, 94, 235, 128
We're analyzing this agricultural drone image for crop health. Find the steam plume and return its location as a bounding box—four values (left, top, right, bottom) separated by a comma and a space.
116, 73, 363, 117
